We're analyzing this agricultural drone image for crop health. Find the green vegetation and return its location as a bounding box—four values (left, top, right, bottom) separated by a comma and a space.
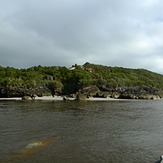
0, 63, 163, 97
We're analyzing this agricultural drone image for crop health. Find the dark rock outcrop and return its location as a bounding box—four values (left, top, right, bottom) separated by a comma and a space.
22, 96, 32, 100
80, 85, 100, 97
117, 86, 160, 99
77, 85, 162, 100
0, 87, 52, 98
0, 84, 162, 100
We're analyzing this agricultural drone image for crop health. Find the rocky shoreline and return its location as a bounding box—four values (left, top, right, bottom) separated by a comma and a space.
75, 85, 163, 100
0, 85, 163, 101
0, 94, 124, 101
0, 95, 162, 102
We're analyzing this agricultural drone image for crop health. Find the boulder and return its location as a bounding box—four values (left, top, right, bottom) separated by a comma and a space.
75, 93, 87, 100
81, 85, 100, 97
22, 96, 32, 100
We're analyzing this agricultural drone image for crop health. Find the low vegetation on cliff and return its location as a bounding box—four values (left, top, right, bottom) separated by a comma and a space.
0, 62, 163, 99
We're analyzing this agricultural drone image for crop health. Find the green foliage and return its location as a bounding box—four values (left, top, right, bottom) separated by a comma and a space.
47, 80, 63, 90
0, 63, 163, 96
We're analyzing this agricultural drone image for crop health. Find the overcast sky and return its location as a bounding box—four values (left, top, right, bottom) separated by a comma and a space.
0, 0, 163, 73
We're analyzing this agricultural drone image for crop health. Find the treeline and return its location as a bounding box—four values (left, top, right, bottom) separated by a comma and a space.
0, 62, 163, 97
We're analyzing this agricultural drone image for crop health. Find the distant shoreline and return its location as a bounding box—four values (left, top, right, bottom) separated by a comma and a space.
0, 96, 130, 101
0, 96, 63, 101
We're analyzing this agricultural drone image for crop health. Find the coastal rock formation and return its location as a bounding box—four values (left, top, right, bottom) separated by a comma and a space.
0, 84, 162, 100
76, 85, 162, 100
80, 85, 100, 97
22, 96, 32, 100
0, 87, 52, 98
117, 86, 160, 99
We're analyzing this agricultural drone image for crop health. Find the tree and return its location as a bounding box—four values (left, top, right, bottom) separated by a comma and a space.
47, 80, 63, 96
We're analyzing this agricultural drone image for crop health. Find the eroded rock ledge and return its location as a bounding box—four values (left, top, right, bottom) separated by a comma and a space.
0, 85, 162, 100
76, 85, 163, 100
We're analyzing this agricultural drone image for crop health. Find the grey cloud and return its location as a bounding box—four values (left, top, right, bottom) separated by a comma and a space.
0, 0, 163, 73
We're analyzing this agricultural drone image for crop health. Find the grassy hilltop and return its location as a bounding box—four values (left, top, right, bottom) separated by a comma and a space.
0, 62, 163, 99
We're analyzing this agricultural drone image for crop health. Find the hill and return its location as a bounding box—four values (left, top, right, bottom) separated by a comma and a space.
0, 63, 163, 99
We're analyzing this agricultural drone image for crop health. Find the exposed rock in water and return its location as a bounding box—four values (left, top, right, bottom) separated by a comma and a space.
22, 96, 32, 100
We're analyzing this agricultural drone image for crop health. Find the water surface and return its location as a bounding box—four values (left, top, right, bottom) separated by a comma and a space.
0, 100, 163, 163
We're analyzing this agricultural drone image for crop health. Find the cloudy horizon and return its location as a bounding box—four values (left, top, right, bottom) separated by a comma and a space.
0, 0, 163, 73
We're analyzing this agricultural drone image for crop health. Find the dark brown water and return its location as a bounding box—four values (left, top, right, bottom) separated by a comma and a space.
0, 100, 163, 163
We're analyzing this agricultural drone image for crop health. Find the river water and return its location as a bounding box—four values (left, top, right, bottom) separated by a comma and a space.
0, 100, 163, 163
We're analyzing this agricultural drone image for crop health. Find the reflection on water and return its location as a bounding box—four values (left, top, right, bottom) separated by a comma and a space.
0, 100, 163, 162
6, 138, 54, 163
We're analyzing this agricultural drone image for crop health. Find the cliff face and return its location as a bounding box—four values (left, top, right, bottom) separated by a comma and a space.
0, 87, 52, 98
77, 85, 162, 100
1, 84, 162, 100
